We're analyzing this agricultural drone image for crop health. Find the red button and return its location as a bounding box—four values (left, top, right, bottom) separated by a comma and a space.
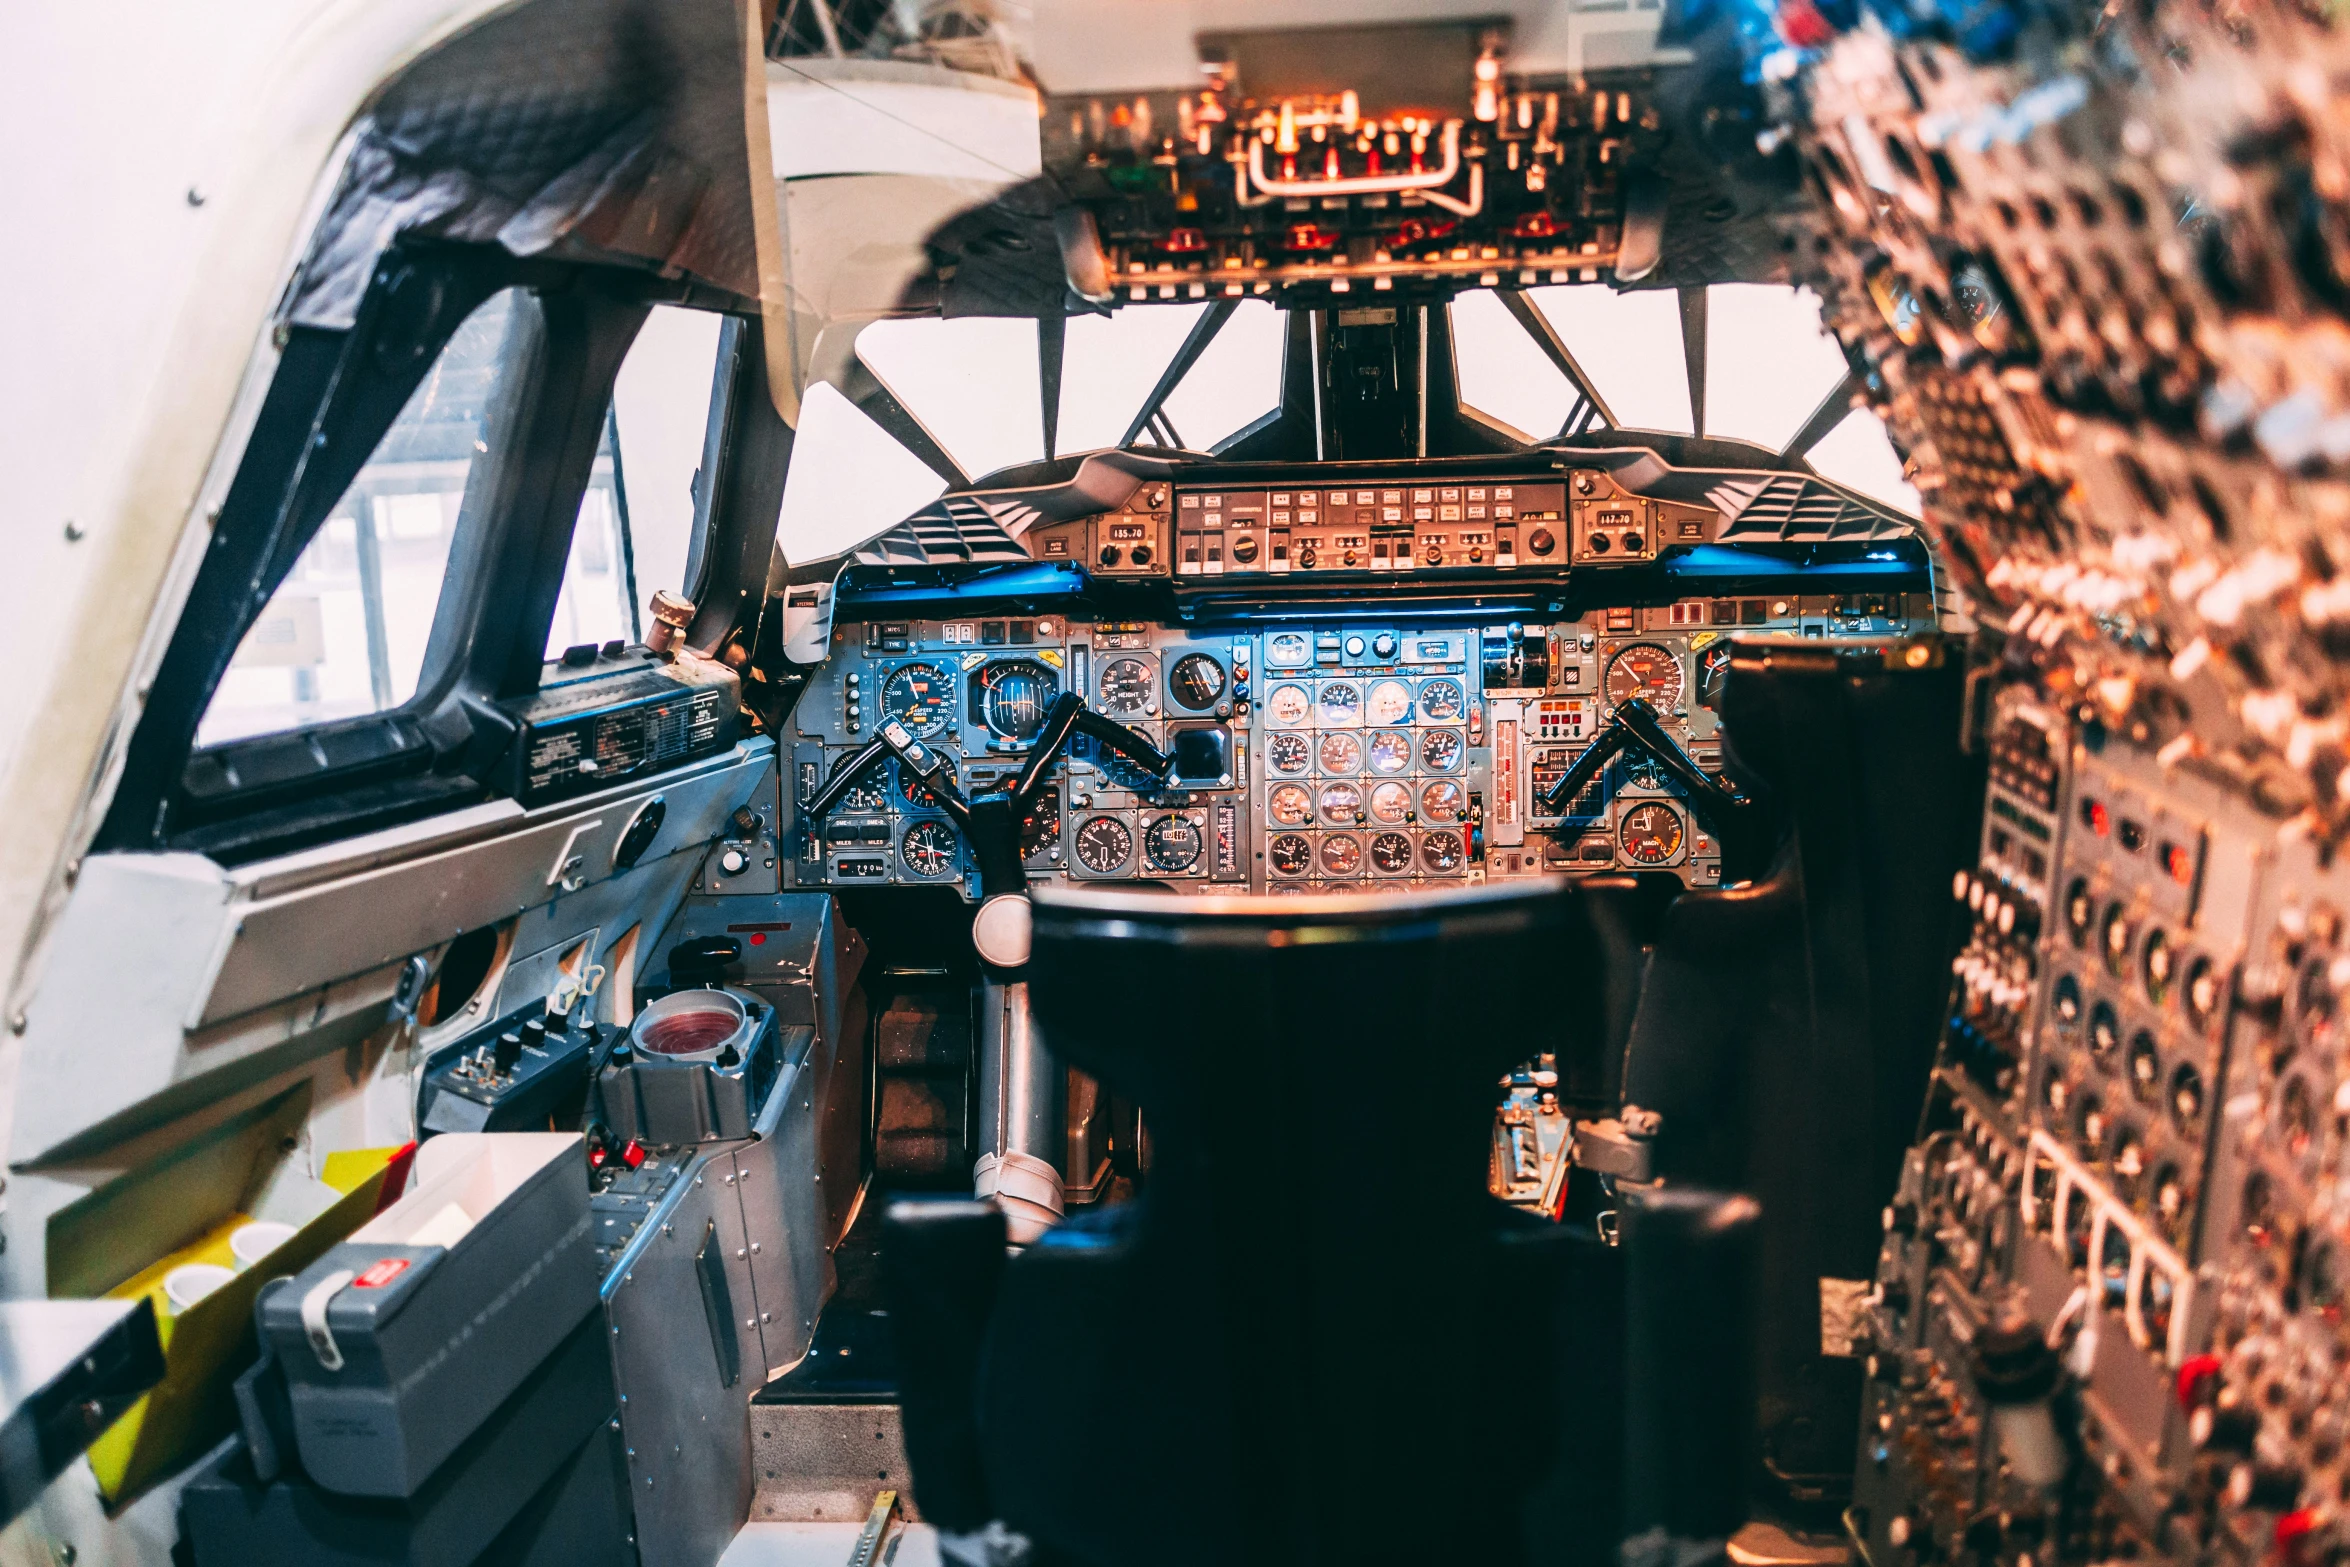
621, 1139, 648, 1170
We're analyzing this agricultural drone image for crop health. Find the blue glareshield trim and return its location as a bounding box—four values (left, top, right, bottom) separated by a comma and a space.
1659, 540, 1931, 584
837, 562, 1088, 609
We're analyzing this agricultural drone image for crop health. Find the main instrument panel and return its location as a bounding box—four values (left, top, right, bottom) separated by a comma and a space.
781, 589, 1934, 897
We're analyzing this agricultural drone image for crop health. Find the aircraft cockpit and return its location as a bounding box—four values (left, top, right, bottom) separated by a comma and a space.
12, 0, 2287, 1561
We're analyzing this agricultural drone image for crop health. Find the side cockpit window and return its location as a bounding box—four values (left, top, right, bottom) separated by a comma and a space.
544, 306, 726, 659
197, 296, 727, 749
198, 288, 520, 748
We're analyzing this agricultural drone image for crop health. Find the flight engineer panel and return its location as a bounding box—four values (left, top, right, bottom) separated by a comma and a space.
779, 590, 1935, 897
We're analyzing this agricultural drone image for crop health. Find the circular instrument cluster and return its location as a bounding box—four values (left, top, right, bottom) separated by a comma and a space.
1261, 672, 1471, 884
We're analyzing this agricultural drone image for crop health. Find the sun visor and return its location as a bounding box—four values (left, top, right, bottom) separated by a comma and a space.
282, 0, 789, 414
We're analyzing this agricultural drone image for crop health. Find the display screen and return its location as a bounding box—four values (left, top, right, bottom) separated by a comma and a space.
1168, 726, 1232, 789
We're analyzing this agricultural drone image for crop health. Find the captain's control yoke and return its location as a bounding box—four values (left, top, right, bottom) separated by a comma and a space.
803, 695, 1173, 1239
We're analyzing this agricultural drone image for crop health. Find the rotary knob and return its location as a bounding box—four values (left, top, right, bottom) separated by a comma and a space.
1372, 633, 1397, 659
1230, 534, 1260, 563
1527, 528, 1554, 555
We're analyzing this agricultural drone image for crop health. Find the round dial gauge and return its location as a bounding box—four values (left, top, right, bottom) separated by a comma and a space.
1366, 679, 1413, 726
1269, 833, 1313, 876
1145, 815, 1202, 872
880, 663, 955, 737
1318, 834, 1364, 875
897, 761, 943, 809
1420, 779, 1465, 823
1073, 814, 1133, 874
1318, 732, 1363, 774
1604, 643, 1685, 710
1618, 802, 1685, 866
1369, 781, 1413, 823
1266, 683, 1311, 726
1317, 682, 1362, 726
1417, 679, 1465, 722
1420, 730, 1463, 772
1421, 830, 1465, 872
1018, 789, 1059, 858
830, 755, 890, 812
900, 820, 958, 878
1168, 653, 1226, 711
1267, 784, 1314, 826
978, 660, 1058, 743
1266, 632, 1311, 667
1097, 658, 1153, 716
1367, 731, 1413, 774
1369, 831, 1414, 873
1318, 781, 1363, 824
1266, 732, 1311, 775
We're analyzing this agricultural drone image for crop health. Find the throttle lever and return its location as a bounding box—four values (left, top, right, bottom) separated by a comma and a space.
1537, 698, 1752, 838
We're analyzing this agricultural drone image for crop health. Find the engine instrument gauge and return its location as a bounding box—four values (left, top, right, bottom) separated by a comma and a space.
1366, 679, 1413, 726
977, 659, 1058, 743
1318, 781, 1363, 824
1266, 685, 1310, 727
1267, 784, 1313, 826
900, 820, 958, 878
1266, 732, 1311, 774
1420, 830, 1465, 872
1318, 732, 1363, 774
1367, 731, 1413, 774
1073, 815, 1133, 874
1269, 833, 1313, 876
1420, 779, 1464, 823
1618, 802, 1685, 865
1420, 730, 1463, 772
1317, 682, 1362, 726
1168, 653, 1226, 711
1097, 658, 1153, 716
1417, 679, 1465, 722
1369, 781, 1412, 822
898, 761, 943, 809
829, 755, 891, 812
1144, 815, 1203, 872
1319, 834, 1364, 875
880, 663, 955, 737
1018, 789, 1059, 858
1369, 831, 1414, 873
1603, 644, 1685, 710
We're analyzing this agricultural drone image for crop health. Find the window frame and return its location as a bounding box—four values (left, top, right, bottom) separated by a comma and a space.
97, 243, 776, 862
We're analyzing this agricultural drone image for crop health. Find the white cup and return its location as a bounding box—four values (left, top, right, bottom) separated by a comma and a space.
162, 1263, 235, 1315
230, 1221, 297, 1271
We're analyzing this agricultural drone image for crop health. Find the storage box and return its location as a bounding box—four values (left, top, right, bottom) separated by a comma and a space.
182, 1312, 626, 1567
61, 1082, 411, 1508
260, 1132, 596, 1498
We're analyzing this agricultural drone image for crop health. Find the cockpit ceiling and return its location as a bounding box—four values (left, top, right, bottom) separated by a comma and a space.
283, 0, 775, 332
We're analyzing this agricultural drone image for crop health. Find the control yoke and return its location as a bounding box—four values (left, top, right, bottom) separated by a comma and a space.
803, 694, 1173, 904
1535, 697, 1753, 838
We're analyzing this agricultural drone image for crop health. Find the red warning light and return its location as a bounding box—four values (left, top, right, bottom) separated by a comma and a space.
2164, 843, 2193, 884
621, 1139, 648, 1170
749, 931, 766, 946
2088, 801, 2110, 837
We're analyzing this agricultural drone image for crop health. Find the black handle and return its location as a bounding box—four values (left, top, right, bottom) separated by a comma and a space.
1002, 694, 1173, 814
1537, 698, 1752, 839
804, 726, 974, 829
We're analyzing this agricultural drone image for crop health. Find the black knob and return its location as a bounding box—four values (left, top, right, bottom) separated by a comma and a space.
493, 1030, 524, 1073
1129, 544, 1152, 566
1230, 535, 1259, 563
2193, 1403, 2260, 1453
1099, 545, 1122, 566
2228, 1462, 2305, 1511
1297, 546, 1318, 568
1528, 528, 1555, 555
1587, 533, 1611, 554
